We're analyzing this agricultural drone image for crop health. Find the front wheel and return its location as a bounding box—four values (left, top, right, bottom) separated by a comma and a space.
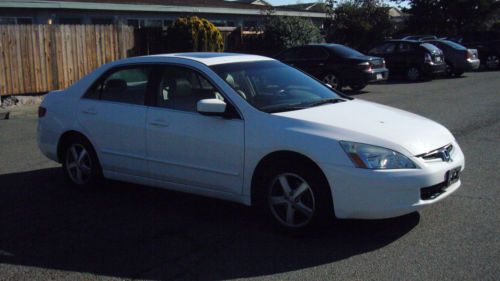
259, 161, 334, 233
406, 67, 421, 81
62, 136, 102, 189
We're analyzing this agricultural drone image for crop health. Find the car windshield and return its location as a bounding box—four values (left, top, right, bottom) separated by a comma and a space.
328, 45, 364, 57
210, 60, 345, 113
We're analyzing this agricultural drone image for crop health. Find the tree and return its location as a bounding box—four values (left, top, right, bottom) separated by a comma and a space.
166, 16, 224, 52
326, 0, 393, 49
389, 0, 500, 35
262, 16, 324, 54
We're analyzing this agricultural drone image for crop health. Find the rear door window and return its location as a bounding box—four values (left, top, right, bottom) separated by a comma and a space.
397, 42, 415, 53
85, 66, 152, 105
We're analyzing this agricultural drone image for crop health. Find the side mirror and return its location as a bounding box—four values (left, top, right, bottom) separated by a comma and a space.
197, 99, 227, 116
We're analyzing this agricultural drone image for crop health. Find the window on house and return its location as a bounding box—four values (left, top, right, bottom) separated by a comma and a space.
17, 18, 33, 24
92, 18, 113, 25
127, 19, 145, 28
0, 18, 16, 24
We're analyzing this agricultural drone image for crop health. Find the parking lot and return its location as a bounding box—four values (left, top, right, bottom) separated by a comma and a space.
0, 71, 499, 281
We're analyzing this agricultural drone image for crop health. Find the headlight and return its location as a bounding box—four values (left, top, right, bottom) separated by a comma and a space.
340, 141, 417, 169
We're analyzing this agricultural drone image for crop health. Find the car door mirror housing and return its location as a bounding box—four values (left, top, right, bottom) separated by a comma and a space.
197, 99, 227, 116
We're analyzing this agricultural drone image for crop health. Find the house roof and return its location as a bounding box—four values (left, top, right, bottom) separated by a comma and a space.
1, 0, 327, 18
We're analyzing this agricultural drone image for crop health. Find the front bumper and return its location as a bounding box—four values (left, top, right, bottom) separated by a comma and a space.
423, 62, 447, 75
322, 141, 465, 219
364, 68, 389, 83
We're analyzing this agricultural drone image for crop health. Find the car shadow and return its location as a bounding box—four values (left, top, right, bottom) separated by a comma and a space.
0, 168, 420, 280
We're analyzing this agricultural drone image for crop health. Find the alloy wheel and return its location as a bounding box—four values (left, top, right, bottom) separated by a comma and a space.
65, 143, 92, 185
486, 55, 499, 70
407, 67, 420, 81
322, 74, 339, 89
268, 173, 316, 228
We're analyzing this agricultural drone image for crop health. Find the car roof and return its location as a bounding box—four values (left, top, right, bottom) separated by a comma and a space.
384, 39, 420, 44
143, 52, 273, 66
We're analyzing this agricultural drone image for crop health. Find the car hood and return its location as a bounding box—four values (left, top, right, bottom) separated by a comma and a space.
274, 99, 454, 156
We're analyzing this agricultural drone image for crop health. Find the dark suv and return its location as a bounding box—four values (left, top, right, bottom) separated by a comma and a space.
367, 40, 446, 81
275, 44, 389, 91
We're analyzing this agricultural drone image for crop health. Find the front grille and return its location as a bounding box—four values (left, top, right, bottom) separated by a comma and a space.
421, 182, 447, 200
417, 144, 453, 161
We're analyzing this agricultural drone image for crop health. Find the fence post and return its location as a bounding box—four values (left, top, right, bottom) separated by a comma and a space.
49, 24, 59, 90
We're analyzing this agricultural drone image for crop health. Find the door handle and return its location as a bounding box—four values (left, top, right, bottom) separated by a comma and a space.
149, 119, 169, 127
82, 108, 97, 115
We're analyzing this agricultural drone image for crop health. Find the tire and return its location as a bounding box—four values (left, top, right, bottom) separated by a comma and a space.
406, 66, 421, 81
62, 135, 103, 189
453, 69, 465, 77
444, 62, 454, 78
256, 160, 334, 233
485, 55, 499, 70
322, 73, 343, 90
349, 83, 367, 91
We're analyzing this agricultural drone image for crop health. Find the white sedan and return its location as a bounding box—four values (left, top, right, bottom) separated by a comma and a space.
38, 53, 465, 231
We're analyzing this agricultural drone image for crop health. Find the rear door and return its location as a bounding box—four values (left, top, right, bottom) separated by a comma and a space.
146, 65, 245, 194
78, 65, 152, 177
292, 46, 330, 78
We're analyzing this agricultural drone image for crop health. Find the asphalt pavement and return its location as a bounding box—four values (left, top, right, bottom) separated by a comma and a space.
0, 71, 499, 280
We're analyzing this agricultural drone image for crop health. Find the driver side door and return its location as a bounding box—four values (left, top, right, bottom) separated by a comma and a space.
146, 65, 245, 194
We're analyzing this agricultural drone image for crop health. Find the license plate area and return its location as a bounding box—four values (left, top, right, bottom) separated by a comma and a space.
376, 74, 383, 80
445, 167, 461, 187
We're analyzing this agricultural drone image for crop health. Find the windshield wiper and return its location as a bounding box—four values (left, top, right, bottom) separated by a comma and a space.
263, 104, 308, 113
306, 98, 346, 108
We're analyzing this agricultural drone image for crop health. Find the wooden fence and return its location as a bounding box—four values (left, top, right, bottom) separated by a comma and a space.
0, 25, 134, 96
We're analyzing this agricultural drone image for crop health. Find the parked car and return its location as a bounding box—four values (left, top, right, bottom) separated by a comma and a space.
38, 53, 464, 232
367, 40, 446, 81
423, 39, 480, 77
275, 44, 389, 91
450, 32, 500, 70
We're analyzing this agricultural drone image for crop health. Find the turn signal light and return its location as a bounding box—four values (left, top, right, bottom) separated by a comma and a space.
38, 106, 47, 118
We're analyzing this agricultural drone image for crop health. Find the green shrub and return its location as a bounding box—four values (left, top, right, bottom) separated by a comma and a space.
263, 16, 324, 54
166, 16, 224, 52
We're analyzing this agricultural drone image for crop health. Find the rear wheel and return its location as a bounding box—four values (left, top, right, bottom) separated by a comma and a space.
349, 83, 367, 91
257, 160, 333, 233
322, 73, 342, 90
485, 55, 499, 70
62, 136, 102, 189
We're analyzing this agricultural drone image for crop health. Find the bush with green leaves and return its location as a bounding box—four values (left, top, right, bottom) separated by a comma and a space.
166, 16, 224, 52
262, 16, 324, 54
326, 1, 393, 50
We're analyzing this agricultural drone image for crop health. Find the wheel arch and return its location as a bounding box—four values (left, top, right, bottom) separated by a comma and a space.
57, 130, 96, 163
250, 150, 331, 206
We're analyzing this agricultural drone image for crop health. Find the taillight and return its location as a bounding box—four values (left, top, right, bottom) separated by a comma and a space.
424, 53, 432, 63
38, 106, 47, 118
358, 61, 372, 71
